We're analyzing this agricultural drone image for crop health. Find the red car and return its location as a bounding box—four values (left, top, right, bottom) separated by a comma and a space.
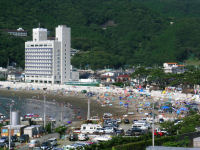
154, 130, 164, 136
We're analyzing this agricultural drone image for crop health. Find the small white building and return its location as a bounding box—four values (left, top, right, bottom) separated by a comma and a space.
163, 63, 185, 74
7, 73, 23, 81
2, 28, 27, 37
163, 63, 178, 73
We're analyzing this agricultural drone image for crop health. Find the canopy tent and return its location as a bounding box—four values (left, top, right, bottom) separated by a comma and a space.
179, 107, 188, 111
161, 106, 170, 110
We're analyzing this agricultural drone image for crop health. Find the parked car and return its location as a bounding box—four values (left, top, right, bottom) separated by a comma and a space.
19, 134, 29, 143
11, 135, 18, 142
124, 119, 130, 124
52, 148, 63, 150
132, 127, 145, 136
94, 128, 105, 134
48, 138, 57, 146
154, 130, 164, 136
116, 118, 122, 123
115, 129, 124, 136
0, 137, 8, 143
0, 141, 15, 149
125, 129, 134, 136
33, 147, 42, 150
78, 134, 89, 141
104, 127, 115, 134
69, 133, 78, 141
41, 141, 52, 150
29, 140, 40, 148
159, 118, 164, 123
81, 124, 102, 134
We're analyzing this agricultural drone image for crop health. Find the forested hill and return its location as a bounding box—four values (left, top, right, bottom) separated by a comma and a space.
0, 0, 200, 69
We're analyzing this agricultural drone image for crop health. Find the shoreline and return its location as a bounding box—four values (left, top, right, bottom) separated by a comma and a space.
0, 89, 126, 121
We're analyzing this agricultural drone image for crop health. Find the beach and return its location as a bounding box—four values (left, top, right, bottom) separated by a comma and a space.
0, 81, 200, 123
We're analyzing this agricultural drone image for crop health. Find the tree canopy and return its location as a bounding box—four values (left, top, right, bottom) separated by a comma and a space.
1, 0, 200, 69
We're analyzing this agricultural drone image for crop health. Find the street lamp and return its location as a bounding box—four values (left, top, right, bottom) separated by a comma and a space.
152, 101, 155, 147
43, 88, 47, 128
9, 104, 12, 150
9, 99, 14, 150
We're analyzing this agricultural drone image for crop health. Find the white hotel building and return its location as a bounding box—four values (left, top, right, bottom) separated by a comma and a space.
25, 25, 71, 84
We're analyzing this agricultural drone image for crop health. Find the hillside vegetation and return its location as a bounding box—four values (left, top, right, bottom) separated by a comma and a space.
0, 0, 200, 69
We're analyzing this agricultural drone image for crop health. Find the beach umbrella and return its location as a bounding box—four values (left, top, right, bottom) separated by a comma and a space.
176, 110, 180, 114
67, 121, 72, 124
161, 106, 170, 110
119, 102, 123, 105
124, 103, 128, 108
179, 107, 187, 111
139, 89, 144, 92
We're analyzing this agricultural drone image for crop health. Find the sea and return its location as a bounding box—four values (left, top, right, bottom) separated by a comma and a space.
0, 95, 73, 123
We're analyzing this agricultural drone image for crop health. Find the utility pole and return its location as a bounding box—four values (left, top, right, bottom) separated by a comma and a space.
43, 94, 46, 128
9, 104, 12, 150
87, 98, 90, 120
152, 101, 155, 147
60, 103, 63, 123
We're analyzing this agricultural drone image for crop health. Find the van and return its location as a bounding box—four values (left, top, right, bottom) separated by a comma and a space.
81, 124, 102, 134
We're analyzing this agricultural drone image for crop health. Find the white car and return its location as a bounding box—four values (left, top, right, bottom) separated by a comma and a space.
78, 134, 89, 141
92, 135, 112, 142
48, 138, 57, 146
63, 144, 84, 150
29, 140, 40, 148
104, 127, 114, 134
96, 128, 105, 134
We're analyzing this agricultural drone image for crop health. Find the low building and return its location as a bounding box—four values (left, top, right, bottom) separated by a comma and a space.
163, 62, 185, 74
24, 125, 44, 138
116, 74, 130, 82
70, 71, 79, 81
0, 67, 7, 79
1, 125, 27, 137
2, 28, 28, 37
7, 73, 23, 81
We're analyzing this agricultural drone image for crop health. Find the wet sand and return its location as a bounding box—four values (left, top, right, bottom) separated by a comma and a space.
0, 89, 126, 120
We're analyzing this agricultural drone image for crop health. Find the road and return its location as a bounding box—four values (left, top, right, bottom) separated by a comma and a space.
16, 133, 60, 150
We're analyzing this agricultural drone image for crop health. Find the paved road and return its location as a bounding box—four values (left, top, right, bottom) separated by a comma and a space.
17, 133, 60, 150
